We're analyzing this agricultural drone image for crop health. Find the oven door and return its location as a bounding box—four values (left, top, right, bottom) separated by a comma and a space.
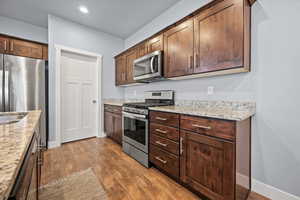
133, 50, 162, 81
122, 112, 148, 153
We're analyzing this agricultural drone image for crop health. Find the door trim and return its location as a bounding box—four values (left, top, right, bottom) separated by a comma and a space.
54, 44, 103, 147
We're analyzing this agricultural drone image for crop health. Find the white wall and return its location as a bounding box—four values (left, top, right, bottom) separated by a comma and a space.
48, 15, 124, 142
124, 0, 300, 197
0, 15, 48, 43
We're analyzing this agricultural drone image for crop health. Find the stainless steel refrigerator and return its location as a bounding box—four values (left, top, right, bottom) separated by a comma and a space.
0, 54, 47, 148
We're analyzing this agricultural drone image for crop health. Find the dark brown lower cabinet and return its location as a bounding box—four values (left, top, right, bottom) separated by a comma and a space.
104, 104, 122, 145
180, 130, 234, 200
149, 111, 251, 200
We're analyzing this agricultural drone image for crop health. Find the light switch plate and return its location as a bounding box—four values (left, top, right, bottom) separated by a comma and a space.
207, 86, 214, 95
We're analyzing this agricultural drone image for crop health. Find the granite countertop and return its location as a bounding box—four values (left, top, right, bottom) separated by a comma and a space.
103, 99, 143, 107
103, 100, 125, 106
149, 101, 255, 121
0, 110, 41, 200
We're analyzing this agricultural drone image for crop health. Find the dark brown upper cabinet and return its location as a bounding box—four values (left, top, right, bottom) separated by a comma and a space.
164, 19, 194, 78
137, 42, 148, 57
147, 34, 164, 54
194, 0, 247, 74
114, 0, 254, 86
124, 48, 138, 84
9, 39, 43, 59
0, 36, 10, 54
42, 45, 48, 60
115, 55, 126, 86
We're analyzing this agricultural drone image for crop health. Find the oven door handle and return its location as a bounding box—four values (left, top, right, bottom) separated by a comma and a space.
122, 111, 146, 120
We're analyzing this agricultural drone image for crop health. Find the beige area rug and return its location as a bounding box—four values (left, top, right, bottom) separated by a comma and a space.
39, 168, 107, 200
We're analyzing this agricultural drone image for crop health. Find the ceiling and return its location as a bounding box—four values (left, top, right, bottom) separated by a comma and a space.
0, 0, 180, 38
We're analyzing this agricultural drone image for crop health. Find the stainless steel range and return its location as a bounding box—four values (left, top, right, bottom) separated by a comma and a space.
122, 90, 174, 167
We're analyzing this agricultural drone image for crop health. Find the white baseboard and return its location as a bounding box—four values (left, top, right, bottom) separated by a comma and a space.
237, 173, 300, 200
97, 132, 107, 138
47, 141, 61, 149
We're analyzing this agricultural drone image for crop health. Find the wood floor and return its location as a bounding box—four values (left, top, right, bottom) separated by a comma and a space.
41, 137, 269, 200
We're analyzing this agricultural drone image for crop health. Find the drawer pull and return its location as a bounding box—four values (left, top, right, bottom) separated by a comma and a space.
155, 156, 167, 164
155, 141, 168, 147
156, 117, 167, 121
155, 129, 167, 134
180, 137, 183, 155
192, 124, 211, 130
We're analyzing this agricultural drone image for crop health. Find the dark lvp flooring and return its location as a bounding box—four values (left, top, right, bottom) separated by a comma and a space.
41, 137, 270, 200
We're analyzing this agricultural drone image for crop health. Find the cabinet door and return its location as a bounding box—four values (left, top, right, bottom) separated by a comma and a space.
194, 0, 244, 73
137, 42, 148, 58
42, 45, 48, 60
147, 34, 163, 53
113, 114, 122, 145
180, 130, 234, 200
124, 49, 137, 84
164, 19, 194, 78
115, 55, 126, 85
104, 111, 114, 138
0, 36, 9, 53
10, 39, 43, 59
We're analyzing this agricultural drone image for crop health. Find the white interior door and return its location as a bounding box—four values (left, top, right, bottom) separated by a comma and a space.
61, 51, 98, 143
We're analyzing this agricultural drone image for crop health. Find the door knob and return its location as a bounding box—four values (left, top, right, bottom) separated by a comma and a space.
92, 100, 97, 103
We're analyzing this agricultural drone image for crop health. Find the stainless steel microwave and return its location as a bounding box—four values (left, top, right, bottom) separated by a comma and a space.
133, 50, 163, 82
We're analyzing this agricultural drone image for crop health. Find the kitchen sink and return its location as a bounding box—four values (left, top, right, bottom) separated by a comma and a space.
0, 113, 28, 125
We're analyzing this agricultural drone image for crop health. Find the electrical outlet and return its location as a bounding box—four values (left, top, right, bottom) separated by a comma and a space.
133, 90, 137, 96
207, 86, 214, 95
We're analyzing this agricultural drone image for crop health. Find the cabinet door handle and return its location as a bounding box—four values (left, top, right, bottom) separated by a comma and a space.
189, 55, 193, 70
155, 141, 168, 147
192, 124, 211, 130
10, 41, 13, 51
155, 117, 167, 121
155, 129, 167, 134
155, 156, 167, 164
180, 137, 183, 155
196, 54, 199, 68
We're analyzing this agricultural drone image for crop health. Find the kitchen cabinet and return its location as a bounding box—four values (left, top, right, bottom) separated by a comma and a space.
115, 55, 126, 86
147, 34, 163, 53
9, 39, 43, 59
194, 0, 246, 74
149, 111, 251, 200
114, 0, 254, 84
180, 130, 234, 200
124, 49, 137, 84
9, 133, 39, 200
164, 19, 194, 78
0, 35, 10, 53
42, 45, 48, 61
137, 42, 148, 57
149, 111, 180, 179
104, 104, 122, 145
0, 34, 48, 60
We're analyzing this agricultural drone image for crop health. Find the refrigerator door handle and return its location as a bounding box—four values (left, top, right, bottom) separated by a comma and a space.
4, 69, 9, 112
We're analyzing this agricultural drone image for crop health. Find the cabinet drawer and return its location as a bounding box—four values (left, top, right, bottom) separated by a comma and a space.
150, 111, 179, 127
150, 145, 179, 178
180, 115, 235, 140
150, 134, 179, 155
104, 104, 122, 114
150, 123, 179, 141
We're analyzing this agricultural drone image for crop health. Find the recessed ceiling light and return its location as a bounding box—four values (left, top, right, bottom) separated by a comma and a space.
79, 5, 89, 14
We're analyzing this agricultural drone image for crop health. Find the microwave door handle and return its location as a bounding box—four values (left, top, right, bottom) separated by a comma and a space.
150, 56, 155, 73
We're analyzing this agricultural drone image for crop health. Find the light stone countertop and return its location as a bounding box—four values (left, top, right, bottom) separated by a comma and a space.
103, 99, 143, 107
0, 110, 41, 200
149, 101, 255, 121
